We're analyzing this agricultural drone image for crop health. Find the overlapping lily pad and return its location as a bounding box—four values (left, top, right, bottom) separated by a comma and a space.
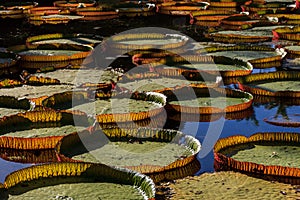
28, 14, 84, 26
199, 45, 285, 68
7, 44, 92, 69
109, 33, 189, 51
56, 127, 201, 182
76, 6, 119, 20
160, 86, 253, 114
1, 162, 155, 200
151, 55, 253, 78
0, 96, 30, 117
53, 0, 96, 8
238, 71, 300, 97
157, 2, 209, 16
26, 33, 102, 49
27, 6, 70, 16
0, 9, 24, 19
273, 26, 300, 41
0, 109, 90, 141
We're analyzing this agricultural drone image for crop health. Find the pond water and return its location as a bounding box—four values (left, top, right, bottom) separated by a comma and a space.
0, 5, 300, 186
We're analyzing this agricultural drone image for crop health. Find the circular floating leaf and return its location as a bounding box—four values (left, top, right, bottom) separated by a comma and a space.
9, 44, 92, 62
151, 55, 253, 77
162, 171, 299, 199
162, 86, 253, 114
76, 6, 119, 20
214, 132, 300, 181
56, 127, 201, 183
200, 45, 284, 69
110, 33, 189, 51
29, 14, 84, 25
2, 162, 155, 199
26, 33, 102, 49
274, 26, 300, 41
238, 71, 300, 97
157, 2, 209, 15
28, 6, 70, 16
53, 0, 96, 8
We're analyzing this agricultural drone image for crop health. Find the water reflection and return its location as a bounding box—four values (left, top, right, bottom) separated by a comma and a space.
1, 98, 299, 183
181, 98, 300, 174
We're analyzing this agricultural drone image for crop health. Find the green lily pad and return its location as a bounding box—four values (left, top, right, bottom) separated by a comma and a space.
0, 85, 73, 99
119, 77, 210, 92
41, 14, 84, 20
212, 26, 289, 37
31, 37, 101, 47
250, 81, 300, 92
8, 180, 145, 200
207, 51, 279, 62
70, 97, 162, 116
18, 50, 85, 56
36, 68, 121, 85
227, 143, 300, 168
169, 96, 250, 107
72, 141, 193, 166
119, 38, 184, 45
1, 125, 86, 137
0, 108, 24, 117
165, 171, 299, 200
164, 63, 249, 71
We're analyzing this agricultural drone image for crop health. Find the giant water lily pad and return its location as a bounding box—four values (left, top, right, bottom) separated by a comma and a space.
273, 26, 300, 41
212, 26, 291, 37
120, 75, 216, 91
71, 139, 193, 167
162, 86, 253, 114
29, 14, 84, 25
0, 96, 30, 117
0, 85, 73, 99
26, 33, 102, 49
251, 81, 300, 91
238, 71, 300, 97
2, 162, 155, 200
0, 110, 90, 139
109, 33, 188, 51
208, 50, 278, 61
2, 125, 86, 138
284, 45, 300, 57
35, 68, 121, 85
56, 127, 201, 182
201, 45, 285, 69
9, 44, 92, 62
229, 143, 300, 168
153, 55, 252, 77
214, 132, 300, 180
162, 171, 299, 200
